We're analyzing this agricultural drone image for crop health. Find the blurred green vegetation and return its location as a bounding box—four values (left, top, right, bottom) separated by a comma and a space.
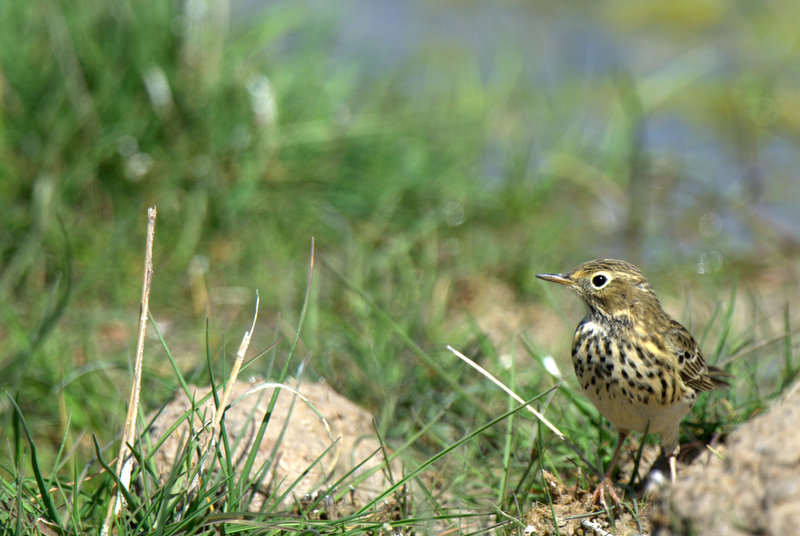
1, 0, 799, 532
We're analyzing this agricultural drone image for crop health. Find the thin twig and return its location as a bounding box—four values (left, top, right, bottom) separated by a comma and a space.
102, 207, 156, 536
446, 345, 599, 475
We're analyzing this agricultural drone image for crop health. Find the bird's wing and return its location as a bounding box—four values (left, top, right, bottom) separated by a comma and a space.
666, 320, 727, 392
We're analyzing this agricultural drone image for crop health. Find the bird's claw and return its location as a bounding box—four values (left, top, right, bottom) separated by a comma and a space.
589, 477, 621, 508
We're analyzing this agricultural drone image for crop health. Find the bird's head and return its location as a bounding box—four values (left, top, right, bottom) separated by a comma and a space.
537, 259, 659, 320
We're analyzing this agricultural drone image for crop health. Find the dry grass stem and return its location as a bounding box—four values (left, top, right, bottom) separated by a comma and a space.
102, 206, 157, 536
446, 344, 599, 474
446, 345, 566, 440
195, 293, 260, 483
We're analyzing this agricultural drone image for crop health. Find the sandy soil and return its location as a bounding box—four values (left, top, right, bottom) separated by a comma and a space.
659, 380, 800, 535
147, 377, 404, 515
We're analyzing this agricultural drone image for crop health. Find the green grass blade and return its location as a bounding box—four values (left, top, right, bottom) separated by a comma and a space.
238, 240, 316, 499
354, 393, 540, 516
91, 434, 144, 528
539, 426, 561, 536
5, 390, 63, 529
498, 353, 516, 506
710, 273, 738, 363
149, 310, 193, 400
322, 255, 492, 418
781, 303, 798, 390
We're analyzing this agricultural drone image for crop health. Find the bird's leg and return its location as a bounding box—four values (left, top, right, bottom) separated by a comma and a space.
590, 430, 628, 506
667, 445, 679, 481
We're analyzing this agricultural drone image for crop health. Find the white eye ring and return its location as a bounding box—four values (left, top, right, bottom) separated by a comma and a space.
591, 273, 610, 289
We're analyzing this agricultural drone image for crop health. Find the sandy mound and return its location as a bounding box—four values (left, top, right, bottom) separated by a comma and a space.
146, 377, 403, 514
661, 380, 800, 535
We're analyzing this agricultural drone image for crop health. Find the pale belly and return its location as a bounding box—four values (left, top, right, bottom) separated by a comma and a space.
581, 380, 691, 444
572, 319, 695, 450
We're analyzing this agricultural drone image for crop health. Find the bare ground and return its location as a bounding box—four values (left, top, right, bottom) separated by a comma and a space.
657, 379, 800, 536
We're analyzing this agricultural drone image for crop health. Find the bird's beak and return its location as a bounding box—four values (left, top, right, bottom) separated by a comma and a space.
536, 272, 575, 287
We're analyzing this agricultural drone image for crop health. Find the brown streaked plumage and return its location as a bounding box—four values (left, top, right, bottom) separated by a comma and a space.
537, 259, 728, 505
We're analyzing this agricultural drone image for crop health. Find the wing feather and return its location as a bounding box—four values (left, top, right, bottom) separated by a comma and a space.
666, 320, 728, 392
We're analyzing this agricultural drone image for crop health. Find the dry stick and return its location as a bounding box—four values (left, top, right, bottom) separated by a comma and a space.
102, 206, 157, 536
446, 345, 598, 474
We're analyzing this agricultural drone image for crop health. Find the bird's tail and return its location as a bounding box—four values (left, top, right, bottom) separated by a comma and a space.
707, 365, 731, 389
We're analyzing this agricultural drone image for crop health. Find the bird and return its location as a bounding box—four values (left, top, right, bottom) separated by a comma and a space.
536, 259, 728, 505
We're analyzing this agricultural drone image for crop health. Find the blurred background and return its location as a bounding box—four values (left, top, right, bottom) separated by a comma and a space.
2, 0, 799, 465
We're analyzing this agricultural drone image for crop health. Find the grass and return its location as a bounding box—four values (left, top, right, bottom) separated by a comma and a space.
2, 0, 800, 534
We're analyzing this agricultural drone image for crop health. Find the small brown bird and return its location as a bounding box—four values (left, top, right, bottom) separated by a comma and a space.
537, 259, 727, 505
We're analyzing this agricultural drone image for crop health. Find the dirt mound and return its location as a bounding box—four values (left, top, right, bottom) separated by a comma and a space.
147, 378, 402, 514
661, 380, 800, 535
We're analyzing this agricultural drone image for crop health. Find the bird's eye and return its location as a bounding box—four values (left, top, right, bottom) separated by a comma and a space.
591, 274, 608, 288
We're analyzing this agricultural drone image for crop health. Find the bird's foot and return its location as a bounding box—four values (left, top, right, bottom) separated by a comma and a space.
588, 477, 621, 508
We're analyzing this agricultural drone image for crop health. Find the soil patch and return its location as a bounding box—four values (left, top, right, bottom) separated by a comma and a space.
146, 377, 404, 515
659, 380, 800, 535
